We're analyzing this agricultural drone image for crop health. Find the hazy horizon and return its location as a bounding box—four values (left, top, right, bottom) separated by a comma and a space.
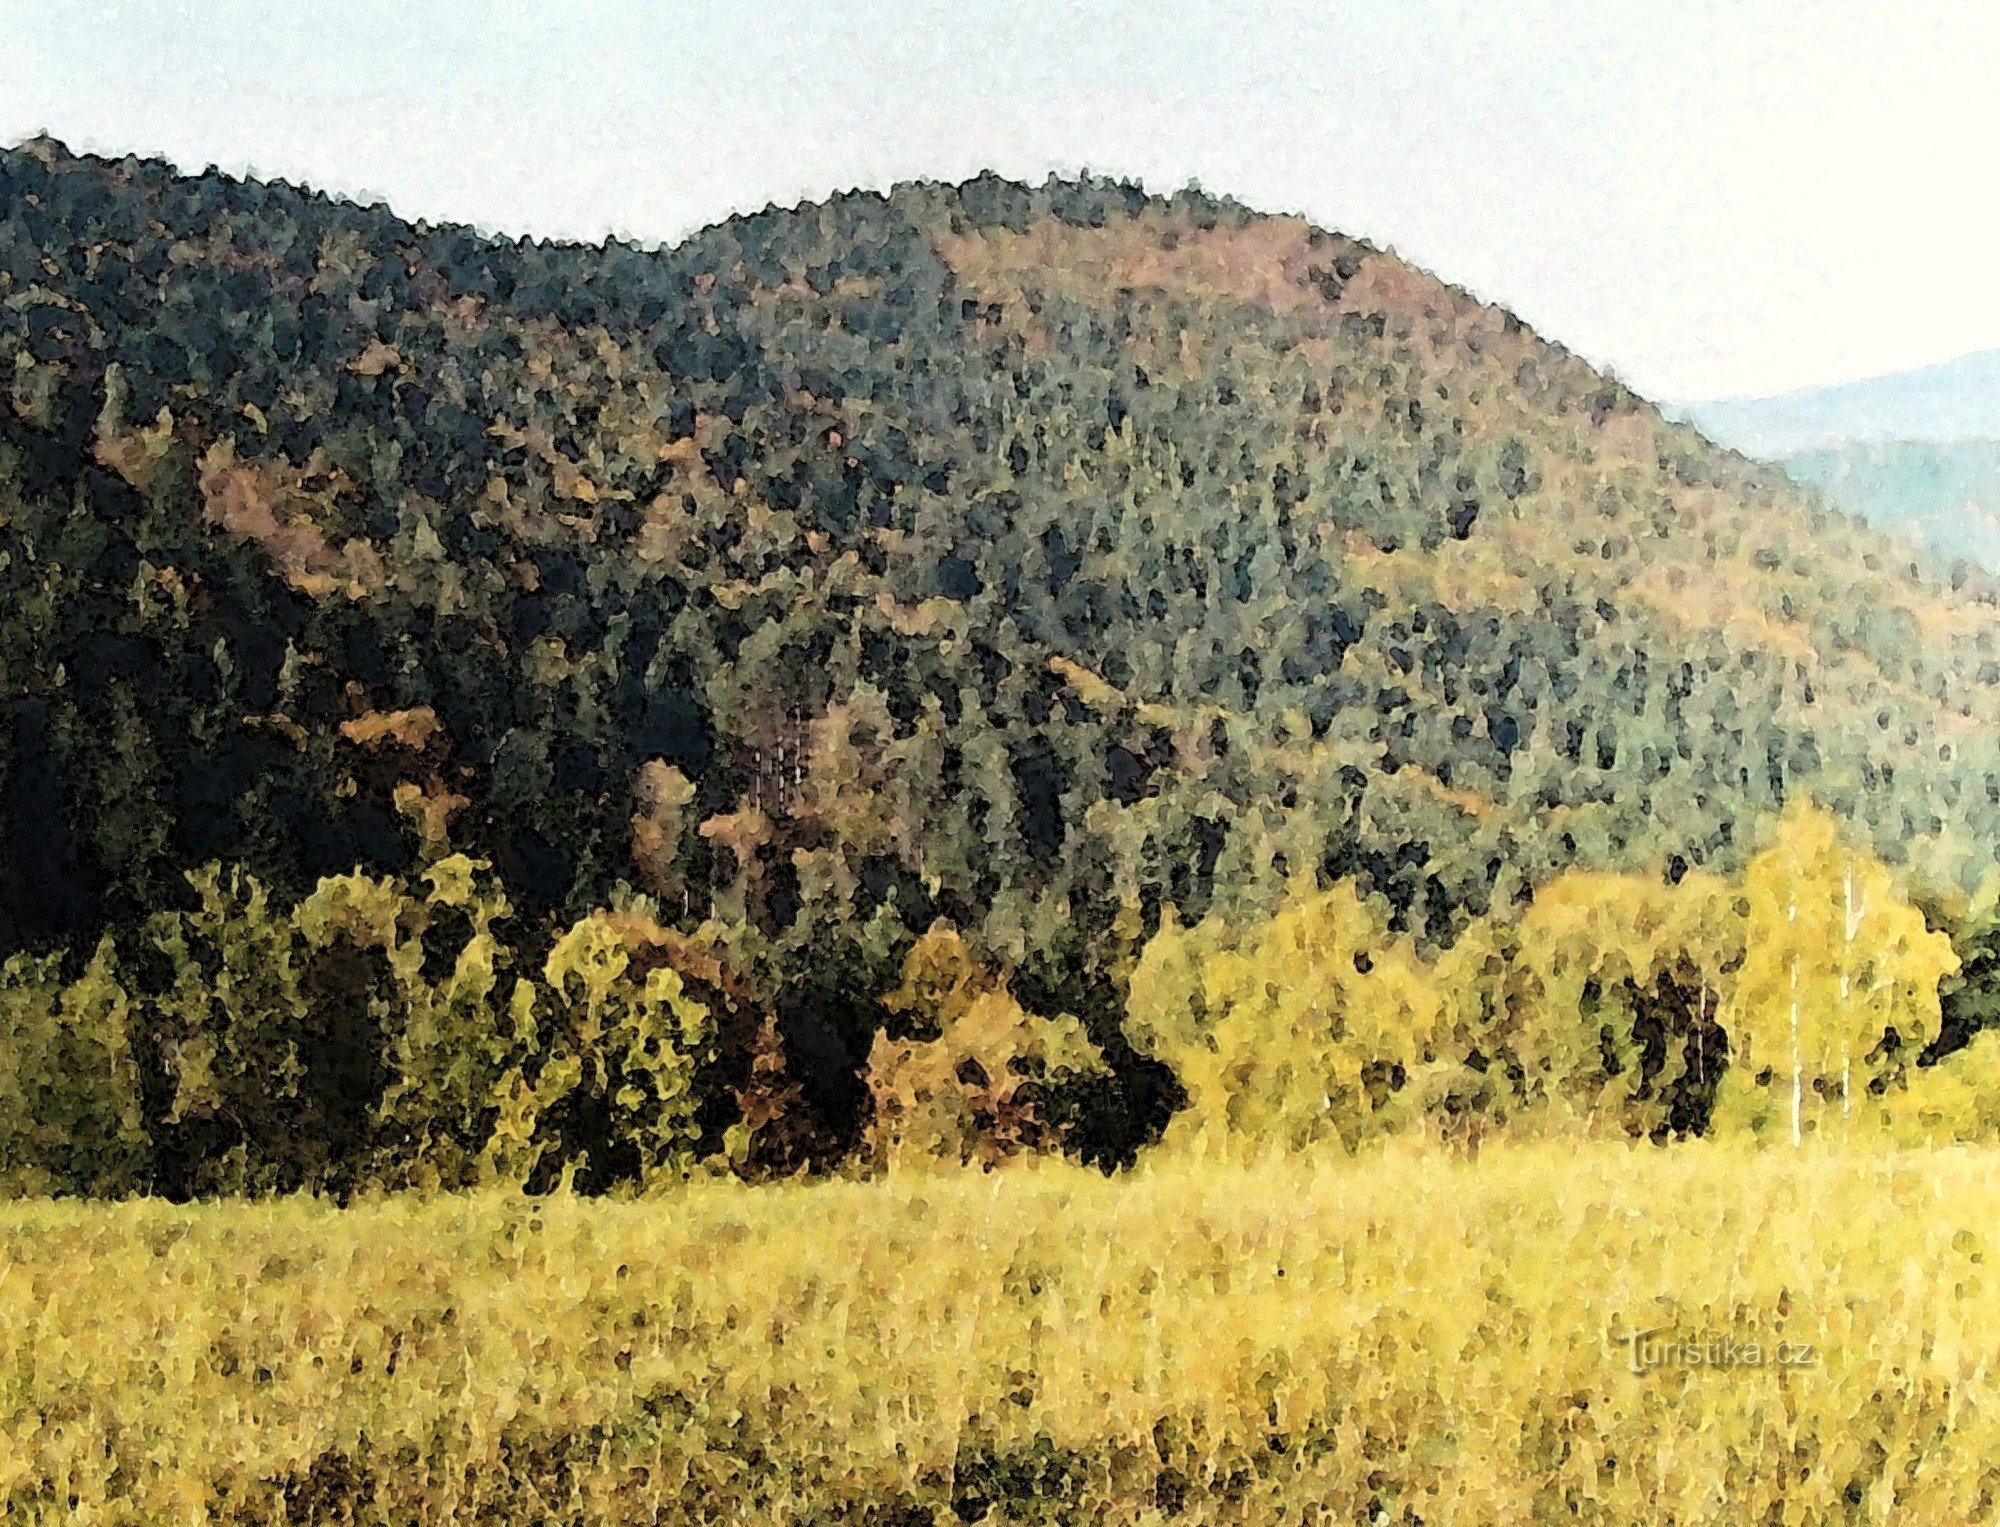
8, 0, 1999, 403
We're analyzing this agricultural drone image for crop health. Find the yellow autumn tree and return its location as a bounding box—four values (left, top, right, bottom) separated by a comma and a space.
1126, 877, 1444, 1161
1500, 867, 1742, 1137
863, 926, 1104, 1171
1712, 799, 1958, 1144
484, 910, 711, 1190
297, 854, 538, 1189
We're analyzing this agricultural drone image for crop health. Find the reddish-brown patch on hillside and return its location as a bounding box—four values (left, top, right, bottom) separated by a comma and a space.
1394, 764, 1499, 822
345, 338, 405, 378
700, 806, 774, 865
92, 405, 177, 496
937, 211, 1593, 439
935, 211, 1356, 318
197, 439, 382, 598
339, 707, 444, 751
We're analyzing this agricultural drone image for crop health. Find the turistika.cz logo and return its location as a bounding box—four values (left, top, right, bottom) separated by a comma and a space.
1612, 1323, 1820, 1376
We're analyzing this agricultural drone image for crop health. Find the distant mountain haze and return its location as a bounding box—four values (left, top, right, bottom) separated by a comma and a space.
1778, 440, 2000, 572
1681, 348, 2000, 457
1678, 351, 2000, 570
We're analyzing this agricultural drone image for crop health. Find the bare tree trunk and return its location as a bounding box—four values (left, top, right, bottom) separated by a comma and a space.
1839, 870, 1864, 1129
1789, 889, 1802, 1148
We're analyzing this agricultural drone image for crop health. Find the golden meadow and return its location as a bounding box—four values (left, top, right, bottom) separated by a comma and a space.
10, 799, 2000, 1520
8, 1147, 2000, 1522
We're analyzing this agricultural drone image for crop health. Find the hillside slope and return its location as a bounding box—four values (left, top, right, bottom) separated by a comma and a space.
8, 137, 2000, 1155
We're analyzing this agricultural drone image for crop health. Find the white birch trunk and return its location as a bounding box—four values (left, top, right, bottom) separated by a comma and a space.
1789, 891, 1802, 1148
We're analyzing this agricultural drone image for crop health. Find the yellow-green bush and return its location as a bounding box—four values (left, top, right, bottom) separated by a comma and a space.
0, 939, 148, 1195
1497, 864, 1741, 1136
485, 909, 710, 1191
1867, 1031, 2000, 1144
318, 855, 539, 1189
863, 925, 1104, 1170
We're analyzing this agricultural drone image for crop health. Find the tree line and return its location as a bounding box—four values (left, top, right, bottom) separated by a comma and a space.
7, 799, 1999, 1197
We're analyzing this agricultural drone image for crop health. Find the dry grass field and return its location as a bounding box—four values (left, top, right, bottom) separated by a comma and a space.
2, 1141, 1994, 1523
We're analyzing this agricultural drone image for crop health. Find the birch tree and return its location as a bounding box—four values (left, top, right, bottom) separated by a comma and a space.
1713, 800, 1957, 1143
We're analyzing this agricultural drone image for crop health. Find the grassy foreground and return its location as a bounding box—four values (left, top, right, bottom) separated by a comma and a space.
2, 1144, 1996, 1524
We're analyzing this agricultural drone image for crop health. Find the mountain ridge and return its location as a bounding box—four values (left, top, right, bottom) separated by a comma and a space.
1681, 347, 2000, 457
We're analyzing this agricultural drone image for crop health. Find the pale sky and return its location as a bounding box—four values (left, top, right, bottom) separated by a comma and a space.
3, 0, 1997, 402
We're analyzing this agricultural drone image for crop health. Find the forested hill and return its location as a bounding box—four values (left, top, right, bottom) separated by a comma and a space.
8, 135, 2000, 1158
